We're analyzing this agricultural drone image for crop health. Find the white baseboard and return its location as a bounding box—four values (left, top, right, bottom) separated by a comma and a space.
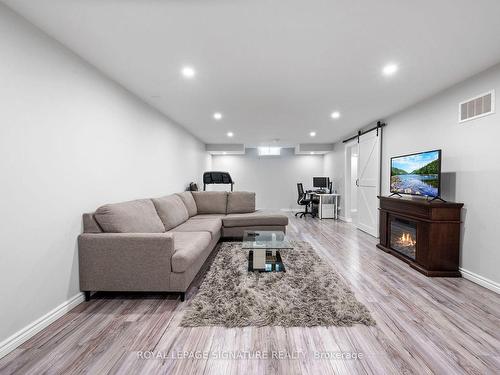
459, 268, 500, 294
0, 293, 84, 360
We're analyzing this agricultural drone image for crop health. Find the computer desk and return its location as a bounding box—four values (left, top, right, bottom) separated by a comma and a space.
308, 192, 340, 219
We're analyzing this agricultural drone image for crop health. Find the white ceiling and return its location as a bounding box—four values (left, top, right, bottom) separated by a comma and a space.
4, 0, 500, 146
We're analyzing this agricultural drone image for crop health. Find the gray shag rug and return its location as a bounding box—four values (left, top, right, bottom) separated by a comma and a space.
181, 241, 375, 327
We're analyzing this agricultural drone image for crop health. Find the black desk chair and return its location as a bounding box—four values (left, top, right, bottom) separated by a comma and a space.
295, 183, 315, 218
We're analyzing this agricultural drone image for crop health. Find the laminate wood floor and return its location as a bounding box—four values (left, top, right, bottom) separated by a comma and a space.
1, 214, 499, 374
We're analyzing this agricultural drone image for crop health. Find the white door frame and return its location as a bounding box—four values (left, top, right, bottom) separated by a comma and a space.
343, 140, 358, 223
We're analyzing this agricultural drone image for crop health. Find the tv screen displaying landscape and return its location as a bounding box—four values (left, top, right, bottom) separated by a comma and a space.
390, 150, 441, 197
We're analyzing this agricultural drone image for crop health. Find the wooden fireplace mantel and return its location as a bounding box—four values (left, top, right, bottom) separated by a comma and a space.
377, 196, 464, 277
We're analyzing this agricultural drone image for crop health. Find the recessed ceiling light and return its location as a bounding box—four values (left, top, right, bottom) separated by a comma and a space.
331, 111, 341, 119
309, 131, 316, 137
213, 112, 222, 120
222, 152, 227, 155
227, 131, 234, 137
310, 152, 315, 155
382, 63, 398, 76
181, 66, 196, 78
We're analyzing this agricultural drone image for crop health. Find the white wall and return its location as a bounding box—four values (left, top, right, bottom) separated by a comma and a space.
212, 148, 324, 210
0, 4, 209, 352
325, 63, 500, 288
382, 63, 500, 287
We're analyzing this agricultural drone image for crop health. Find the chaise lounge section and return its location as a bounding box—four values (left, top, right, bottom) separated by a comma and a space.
78, 191, 288, 301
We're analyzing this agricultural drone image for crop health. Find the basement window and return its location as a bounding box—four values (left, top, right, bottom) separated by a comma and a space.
258, 147, 281, 156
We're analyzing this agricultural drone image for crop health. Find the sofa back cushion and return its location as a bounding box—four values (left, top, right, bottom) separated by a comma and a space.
192, 191, 228, 214
227, 191, 256, 214
175, 191, 197, 217
82, 213, 103, 233
152, 195, 189, 231
94, 199, 165, 233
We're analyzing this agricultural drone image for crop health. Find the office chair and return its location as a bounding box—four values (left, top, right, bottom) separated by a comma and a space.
295, 183, 315, 218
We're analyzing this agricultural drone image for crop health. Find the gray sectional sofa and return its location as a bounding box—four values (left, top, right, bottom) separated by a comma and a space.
78, 191, 288, 301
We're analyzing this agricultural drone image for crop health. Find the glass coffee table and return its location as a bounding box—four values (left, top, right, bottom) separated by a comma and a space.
242, 230, 293, 272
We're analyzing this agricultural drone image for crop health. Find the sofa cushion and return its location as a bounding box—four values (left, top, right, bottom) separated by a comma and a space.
223, 212, 289, 228
169, 218, 222, 239
171, 232, 211, 273
192, 191, 228, 214
83, 213, 103, 233
176, 191, 197, 217
94, 199, 165, 233
152, 195, 189, 231
227, 191, 256, 214
190, 214, 227, 220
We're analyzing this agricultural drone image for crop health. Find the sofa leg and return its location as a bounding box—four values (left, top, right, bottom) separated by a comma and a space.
180, 292, 185, 302
84, 291, 91, 302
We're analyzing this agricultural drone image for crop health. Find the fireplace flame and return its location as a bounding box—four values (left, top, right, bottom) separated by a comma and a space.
399, 232, 416, 246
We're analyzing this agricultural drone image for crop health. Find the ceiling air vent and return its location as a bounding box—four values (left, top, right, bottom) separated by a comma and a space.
459, 90, 495, 123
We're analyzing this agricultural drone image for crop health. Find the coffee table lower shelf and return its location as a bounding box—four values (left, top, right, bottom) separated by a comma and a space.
248, 249, 286, 272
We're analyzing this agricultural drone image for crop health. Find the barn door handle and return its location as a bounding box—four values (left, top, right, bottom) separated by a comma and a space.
356, 179, 359, 187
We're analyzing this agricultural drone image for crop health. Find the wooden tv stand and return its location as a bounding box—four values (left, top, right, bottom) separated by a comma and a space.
377, 196, 463, 277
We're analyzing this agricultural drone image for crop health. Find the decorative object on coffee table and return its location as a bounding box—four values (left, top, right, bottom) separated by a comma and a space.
181, 241, 375, 327
248, 250, 286, 272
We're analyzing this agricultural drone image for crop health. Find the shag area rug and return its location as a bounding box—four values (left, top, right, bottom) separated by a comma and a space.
181, 241, 375, 327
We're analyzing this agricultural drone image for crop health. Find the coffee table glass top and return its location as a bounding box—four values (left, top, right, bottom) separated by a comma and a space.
242, 230, 293, 250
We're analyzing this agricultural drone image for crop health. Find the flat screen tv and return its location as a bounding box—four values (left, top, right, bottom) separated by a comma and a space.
390, 150, 441, 198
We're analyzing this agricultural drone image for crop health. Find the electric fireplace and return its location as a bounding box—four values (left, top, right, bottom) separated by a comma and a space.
377, 196, 463, 277
390, 217, 417, 260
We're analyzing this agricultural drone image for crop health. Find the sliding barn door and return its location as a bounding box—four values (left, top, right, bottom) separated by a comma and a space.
356, 131, 381, 237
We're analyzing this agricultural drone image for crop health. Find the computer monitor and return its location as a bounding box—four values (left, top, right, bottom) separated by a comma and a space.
313, 177, 329, 188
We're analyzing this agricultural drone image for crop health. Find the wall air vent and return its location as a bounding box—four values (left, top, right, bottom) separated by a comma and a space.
459, 90, 495, 123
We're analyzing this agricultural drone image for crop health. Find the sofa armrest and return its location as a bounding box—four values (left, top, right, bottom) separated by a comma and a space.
78, 233, 174, 292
